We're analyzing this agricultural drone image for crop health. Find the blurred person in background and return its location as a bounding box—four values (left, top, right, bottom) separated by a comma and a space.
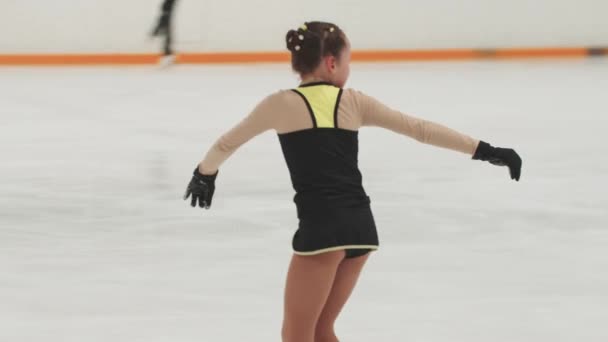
151, 0, 178, 66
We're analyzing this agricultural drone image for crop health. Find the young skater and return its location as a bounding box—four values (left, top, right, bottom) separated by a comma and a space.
184, 22, 522, 342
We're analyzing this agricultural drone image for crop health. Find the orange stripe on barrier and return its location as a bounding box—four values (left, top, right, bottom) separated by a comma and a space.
352, 47, 591, 61
353, 49, 479, 61
0, 47, 605, 65
178, 52, 289, 64
485, 47, 588, 59
0, 54, 159, 65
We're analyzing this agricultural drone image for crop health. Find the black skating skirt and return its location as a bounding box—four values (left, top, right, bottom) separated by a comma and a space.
292, 205, 379, 258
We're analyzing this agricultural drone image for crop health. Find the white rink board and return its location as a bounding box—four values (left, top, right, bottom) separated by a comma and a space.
2, 0, 608, 53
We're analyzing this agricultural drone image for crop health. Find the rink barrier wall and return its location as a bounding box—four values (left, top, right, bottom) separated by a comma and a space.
0, 47, 606, 65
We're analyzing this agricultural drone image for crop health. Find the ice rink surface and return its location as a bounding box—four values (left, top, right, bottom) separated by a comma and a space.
1, 59, 607, 341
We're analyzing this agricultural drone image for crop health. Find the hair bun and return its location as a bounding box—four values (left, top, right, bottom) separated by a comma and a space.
285, 21, 345, 75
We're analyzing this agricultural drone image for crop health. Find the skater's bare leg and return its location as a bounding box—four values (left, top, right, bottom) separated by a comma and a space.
315, 253, 370, 342
282, 250, 345, 342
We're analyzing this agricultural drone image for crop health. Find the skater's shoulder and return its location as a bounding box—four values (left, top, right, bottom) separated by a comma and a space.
258, 89, 306, 106
247, 90, 295, 116
341, 87, 374, 100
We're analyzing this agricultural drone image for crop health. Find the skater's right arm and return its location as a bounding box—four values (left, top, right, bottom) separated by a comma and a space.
185, 93, 278, 209
198, 93, 277, 175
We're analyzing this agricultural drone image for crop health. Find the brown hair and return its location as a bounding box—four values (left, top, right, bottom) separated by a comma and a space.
285, 21, 347, 75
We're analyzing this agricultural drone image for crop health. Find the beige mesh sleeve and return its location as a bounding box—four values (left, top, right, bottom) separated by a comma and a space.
199, 94, 277, 174
355, 90, 480, 155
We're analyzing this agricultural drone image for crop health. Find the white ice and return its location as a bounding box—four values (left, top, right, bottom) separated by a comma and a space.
1, 60, 607, 342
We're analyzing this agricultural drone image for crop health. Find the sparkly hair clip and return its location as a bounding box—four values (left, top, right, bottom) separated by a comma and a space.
294, 33, 304, 52
329, 27, 335, 33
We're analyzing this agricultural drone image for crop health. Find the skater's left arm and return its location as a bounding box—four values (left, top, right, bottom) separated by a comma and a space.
356, 90, 522, 181
356, 90, 480, 155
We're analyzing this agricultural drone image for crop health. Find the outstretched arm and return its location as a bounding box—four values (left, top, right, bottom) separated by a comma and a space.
358, 91, 479, 155
357, 91, 521, 180
198, 95, 275, 174
184, 95, 276, 208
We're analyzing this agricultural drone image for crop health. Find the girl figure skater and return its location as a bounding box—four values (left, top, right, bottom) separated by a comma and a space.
184, 22, 522, 342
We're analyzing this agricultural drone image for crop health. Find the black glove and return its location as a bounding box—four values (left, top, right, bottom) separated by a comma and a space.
473, 141, 522, 181
183, 168, 218, 209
